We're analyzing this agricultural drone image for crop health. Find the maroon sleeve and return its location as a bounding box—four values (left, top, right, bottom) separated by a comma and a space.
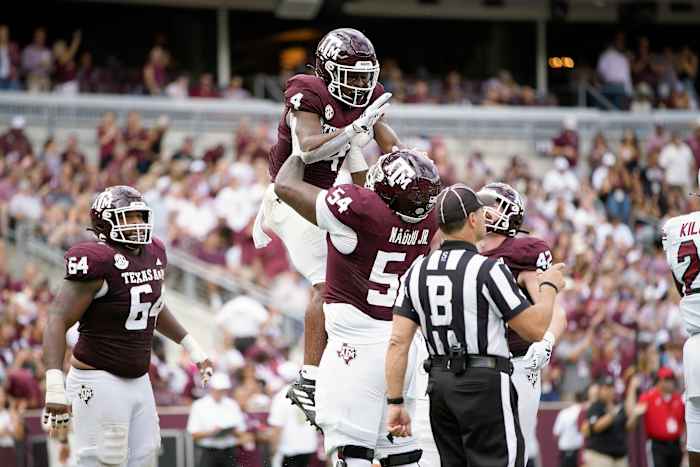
64, 242, 111, 281
152, 237, 168, 268
284, 75, 325, 115
319, 184, 375, 233
369, 81, 386, 102
510, 237, 553, 272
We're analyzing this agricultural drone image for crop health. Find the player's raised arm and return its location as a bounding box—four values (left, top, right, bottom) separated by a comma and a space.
42, 278, 102, 436
289, 92, 391, 165
373, 118, 402, 153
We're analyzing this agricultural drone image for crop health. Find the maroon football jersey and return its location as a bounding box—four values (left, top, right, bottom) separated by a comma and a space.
317, 184, 438, 320
268, 74, 386, 190
480, 235, 552, 356
65, 238, 167, 378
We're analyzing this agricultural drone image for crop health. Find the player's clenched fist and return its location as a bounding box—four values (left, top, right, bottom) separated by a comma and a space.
42, 369, 72, 438
537, 262, 566, 292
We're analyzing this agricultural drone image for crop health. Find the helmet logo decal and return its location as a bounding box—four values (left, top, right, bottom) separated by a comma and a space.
318, 35, 343, 60
93, 190, 113, 211
386, 158, 416, 190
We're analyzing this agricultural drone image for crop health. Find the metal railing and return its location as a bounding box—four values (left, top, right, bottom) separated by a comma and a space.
10, 222, 295, 323
1, 91, 699, 144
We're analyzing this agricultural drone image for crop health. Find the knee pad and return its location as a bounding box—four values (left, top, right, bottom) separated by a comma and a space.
97, 423, 129, 466
379, 449, 423, 467
336, 445, 375, 463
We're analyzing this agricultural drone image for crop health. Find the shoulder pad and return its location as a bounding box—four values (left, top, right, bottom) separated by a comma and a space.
64, 242, 113, 281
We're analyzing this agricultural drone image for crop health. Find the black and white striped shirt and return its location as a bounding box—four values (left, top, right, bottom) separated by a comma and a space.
394, 240, 530, 358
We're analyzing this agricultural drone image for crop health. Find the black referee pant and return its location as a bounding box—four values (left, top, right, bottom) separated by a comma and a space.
428, 366, 525, 467
196, 446, 237, 467
648, 439, 682, 467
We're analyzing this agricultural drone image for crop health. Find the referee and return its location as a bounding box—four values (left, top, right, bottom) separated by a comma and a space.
385, 184, 565, 467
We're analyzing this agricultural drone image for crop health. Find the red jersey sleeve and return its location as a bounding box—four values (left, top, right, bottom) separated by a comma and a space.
64, 242, 111, 281
284, 75, 325, 115
318, 184, 374, 232
511, 237, 553, 272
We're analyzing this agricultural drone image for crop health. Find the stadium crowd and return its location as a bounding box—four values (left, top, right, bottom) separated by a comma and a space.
2, 25, 698, 109
0, 107, 699, 464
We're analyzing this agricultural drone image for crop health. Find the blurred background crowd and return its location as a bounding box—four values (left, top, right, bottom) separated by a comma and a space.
0, 107, 699, 464
1, 23, 698, 109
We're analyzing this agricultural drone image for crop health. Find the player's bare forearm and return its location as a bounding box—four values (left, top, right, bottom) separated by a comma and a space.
373, 120, 400, 153
291, 110, 340, 152
155, 305, 188, 344
351, 170, 367, 186
386, 315, 418, 399
274, 155, 320, 225
42, 279, 101, 370
522, 271, 566, 340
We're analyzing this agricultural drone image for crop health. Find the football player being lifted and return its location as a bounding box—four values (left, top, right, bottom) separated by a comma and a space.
662, 178, 700, 467
42, 186, 213, 467
273, 146, 441, 467
255, 27, 403, 427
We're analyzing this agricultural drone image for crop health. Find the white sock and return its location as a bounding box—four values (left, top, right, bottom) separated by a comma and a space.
301, 365, 318, 380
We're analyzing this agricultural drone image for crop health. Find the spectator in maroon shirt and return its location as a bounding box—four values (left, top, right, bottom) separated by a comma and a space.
195, 229, 228, 266
0, 116, 32, 160
123, 111, 151, 164
0, 25, 21, 90
405, 79, 433, 104
60, 133, 86, 170
51, 30, 81, 95
143, 46, 167, 95
76, 51, 99, 93
97, 111, 120, 169
190, 73, 219, 98
551, 116, 580, 167
441, 70, 466, 104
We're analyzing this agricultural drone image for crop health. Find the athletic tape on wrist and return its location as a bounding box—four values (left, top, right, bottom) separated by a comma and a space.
181, 335, 207, 363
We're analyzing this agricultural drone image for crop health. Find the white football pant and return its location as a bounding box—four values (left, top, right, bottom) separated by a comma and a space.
66, 367, 160, 467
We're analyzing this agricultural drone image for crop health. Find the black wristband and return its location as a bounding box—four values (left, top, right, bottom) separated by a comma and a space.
539, 281, 559, 293
387, 397, 404, 405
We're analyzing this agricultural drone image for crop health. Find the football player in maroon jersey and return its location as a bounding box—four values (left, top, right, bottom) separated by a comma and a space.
273, 148, 440, 466
42, 186, 213, 467
254, 28, 403, 428
477, 182, 567, 466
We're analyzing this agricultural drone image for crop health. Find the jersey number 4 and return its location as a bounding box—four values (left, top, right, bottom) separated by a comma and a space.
125, 285, 162, 331
679, 240, 700, 292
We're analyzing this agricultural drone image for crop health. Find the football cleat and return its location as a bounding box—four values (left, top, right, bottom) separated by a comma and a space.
286, 373, 322, 432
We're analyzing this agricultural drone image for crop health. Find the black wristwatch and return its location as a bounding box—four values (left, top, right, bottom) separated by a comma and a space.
387, 396, 404, 405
